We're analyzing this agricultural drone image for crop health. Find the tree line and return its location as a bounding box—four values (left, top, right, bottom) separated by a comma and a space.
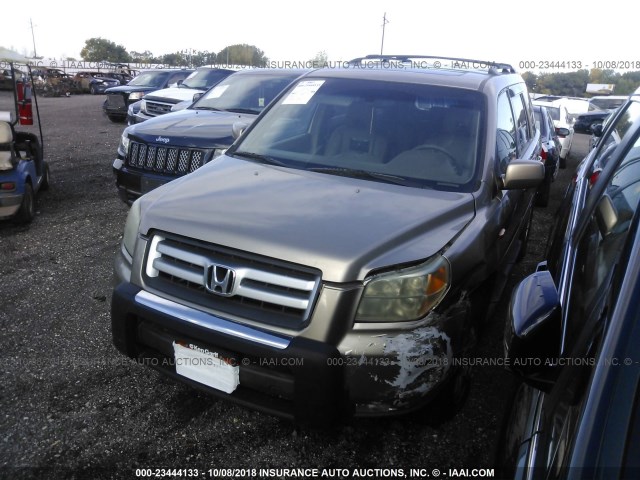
79, 38, 269, 67
523, 69, 640, 97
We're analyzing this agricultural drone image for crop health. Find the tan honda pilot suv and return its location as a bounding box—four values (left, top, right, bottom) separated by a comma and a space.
111, 56, 544, 424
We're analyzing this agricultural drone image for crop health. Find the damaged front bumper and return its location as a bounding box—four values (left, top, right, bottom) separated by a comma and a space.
112, 276, 470, 422
339, 296, 470, 416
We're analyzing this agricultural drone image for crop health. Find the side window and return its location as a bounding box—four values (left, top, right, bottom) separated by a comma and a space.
595, 101, 640, 168
509, 91, 530, 153
524, 94, 537, 139
566, 128, 640, 345
545, 112, 554, 137
496, 91, 517, 174
607, 136, 640, 231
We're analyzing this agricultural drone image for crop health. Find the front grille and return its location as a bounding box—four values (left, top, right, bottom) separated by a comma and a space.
144, 234, 322, 330
144, 100, 174, 116
106, 94, 125, 108
127, 141, 206, 175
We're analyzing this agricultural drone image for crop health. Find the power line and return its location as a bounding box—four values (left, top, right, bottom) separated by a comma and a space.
30, 18, 38, 57
380, 13, 389, 55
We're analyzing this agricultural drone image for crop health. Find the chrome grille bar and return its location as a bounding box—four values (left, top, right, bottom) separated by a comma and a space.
147, 236, 320, 317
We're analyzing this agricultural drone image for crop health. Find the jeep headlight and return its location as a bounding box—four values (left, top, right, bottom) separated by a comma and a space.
122, 198, 142, 258
212, 148, 225, 160
118, 129, 131, 156
140, 99, 148, 114
356, 255, 450, 322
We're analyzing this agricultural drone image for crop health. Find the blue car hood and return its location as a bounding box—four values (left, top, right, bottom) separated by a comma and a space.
128, 109, 257, 147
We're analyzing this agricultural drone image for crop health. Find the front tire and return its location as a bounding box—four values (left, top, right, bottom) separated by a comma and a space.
559, 155, 567, 169
416, 365, 471, 425
517, 207, 534, 261
107, 115, 125, 123
40, 163, 50, 191
535, 176, 551, 207
15, 183, 35, 224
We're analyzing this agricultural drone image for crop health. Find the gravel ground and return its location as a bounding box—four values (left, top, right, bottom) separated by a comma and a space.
0, 90, 589, 480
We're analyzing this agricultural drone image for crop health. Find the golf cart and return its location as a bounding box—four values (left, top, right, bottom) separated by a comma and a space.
0, 49, 50, 223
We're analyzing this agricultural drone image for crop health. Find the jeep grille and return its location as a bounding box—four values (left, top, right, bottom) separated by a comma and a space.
127, 141, 206, 174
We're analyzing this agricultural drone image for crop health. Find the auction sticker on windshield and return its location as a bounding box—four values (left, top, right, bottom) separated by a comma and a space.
172, 342, 239, 394
282, 80, 325, 105
207, 84, 230, 99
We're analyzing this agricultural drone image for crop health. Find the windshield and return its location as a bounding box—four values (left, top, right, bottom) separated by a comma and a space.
191, 72, 301, 114
182, 69, 231, 90
232, 77, 485, 192
128, 71, 170, 88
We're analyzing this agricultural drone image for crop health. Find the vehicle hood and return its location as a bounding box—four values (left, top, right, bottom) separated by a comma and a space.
105, 85, 156, 94
143, 86, 203, 102
138, 155, 476, 282
128, 109, 257, 147
94, 76, 119, 82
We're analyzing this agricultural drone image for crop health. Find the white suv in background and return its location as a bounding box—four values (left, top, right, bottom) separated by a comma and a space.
533, 99, 574, 168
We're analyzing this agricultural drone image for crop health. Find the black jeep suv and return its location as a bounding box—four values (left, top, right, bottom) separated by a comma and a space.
103, 68, 194, 123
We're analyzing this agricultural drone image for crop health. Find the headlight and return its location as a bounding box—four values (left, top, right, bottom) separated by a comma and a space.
211, 148, 225, 160
356, 255, 451, 322
122, 199, 142, 257
129, 91, 145, 101
118, 129, 131, 156
140, 99, 147, 114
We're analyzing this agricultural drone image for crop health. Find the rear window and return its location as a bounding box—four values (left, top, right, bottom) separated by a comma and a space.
590, 97, 628, 110
534, 109, 548, 136
547, 107, 560, 121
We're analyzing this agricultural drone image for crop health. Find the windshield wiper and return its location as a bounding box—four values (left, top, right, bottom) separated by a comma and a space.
224, 108, 261, 115
193, 106, 222, 111
308, 167, 417, 186
232, 151, 288, 167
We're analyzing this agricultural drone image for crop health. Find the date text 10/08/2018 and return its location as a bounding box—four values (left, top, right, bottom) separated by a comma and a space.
519, 60, 640, 70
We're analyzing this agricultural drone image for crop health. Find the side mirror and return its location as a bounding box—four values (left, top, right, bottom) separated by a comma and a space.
504, 266, 561, 391
192, 92, 204, 103
591, 123, 604, 137
232, 121, 249, 140
501, 159, 545, 190
555, 127, 571, 137
171, 100, 192, 112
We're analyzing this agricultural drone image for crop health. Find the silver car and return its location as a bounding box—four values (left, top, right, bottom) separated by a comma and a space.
111, 56, 544, 423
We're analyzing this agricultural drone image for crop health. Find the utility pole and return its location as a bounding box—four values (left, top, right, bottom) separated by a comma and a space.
380, 13, 389, 55
30, 18, 37, 58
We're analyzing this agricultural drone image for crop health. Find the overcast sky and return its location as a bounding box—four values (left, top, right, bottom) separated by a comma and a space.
3, 0, 638, 72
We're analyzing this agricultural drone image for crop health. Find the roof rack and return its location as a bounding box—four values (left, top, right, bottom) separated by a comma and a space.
347, 55, 517, 75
